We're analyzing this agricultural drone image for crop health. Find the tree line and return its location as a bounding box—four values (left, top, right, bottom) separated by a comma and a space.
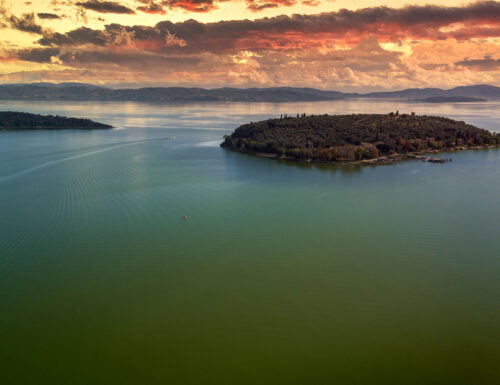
0, 111, 112, 130
222, 113, 499, 161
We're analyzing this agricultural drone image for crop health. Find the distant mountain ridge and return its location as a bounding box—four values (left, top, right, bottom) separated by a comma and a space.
414, 96, 487, 103
0, 83, 498, 102
359, 85, 500, 99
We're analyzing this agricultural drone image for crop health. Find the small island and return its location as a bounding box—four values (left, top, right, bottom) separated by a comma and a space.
0, 111, 112, 130
221, 113, 499, 165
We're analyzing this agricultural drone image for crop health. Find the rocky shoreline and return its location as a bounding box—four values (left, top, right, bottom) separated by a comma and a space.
226, 145, 499, 166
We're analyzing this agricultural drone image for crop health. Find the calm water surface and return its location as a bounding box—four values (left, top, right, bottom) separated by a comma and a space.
1, 99, 499, 385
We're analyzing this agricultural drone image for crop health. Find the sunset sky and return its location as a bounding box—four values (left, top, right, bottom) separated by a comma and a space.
0, 0, 499, 91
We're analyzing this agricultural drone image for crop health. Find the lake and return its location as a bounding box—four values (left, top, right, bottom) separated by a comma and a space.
1, 99, 499, 385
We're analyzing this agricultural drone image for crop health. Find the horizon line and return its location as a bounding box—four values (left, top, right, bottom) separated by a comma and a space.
0, 82, 499, 93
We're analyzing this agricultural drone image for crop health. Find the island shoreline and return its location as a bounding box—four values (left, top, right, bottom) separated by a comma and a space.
0, 111, 113, 131
224, 145, 499, 166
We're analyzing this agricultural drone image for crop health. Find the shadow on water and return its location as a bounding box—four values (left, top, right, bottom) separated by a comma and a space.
222, 147, 384, 179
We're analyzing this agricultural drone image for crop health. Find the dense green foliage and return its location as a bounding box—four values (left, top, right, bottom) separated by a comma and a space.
0, 111, 112, 130
222, 113, 499, 161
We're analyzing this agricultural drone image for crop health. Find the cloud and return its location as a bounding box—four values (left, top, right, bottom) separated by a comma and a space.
39, 27, 109, 46
4, 1, 500, 90
7, 12, 44, 34
165, 30, 187, 47
17, 47, 61, 63
137, 1, 166, 14
75, 1, 136, 14
456, 56, 500, 71
37, 13, 61, 19
301, 0, 320, 6
161, 0, 217, 13
133, 0, 319, 13
406, 38, 500, 71
1, 2, 45, 33
246, 0, 297, 12
4, 37, 409, 89
36, 1, 500, 55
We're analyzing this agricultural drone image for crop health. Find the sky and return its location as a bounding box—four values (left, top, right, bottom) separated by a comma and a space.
0, 0, 499, 91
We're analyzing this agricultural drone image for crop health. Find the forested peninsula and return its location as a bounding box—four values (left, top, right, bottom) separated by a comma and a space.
0, 111, 112, 130
221, 113, 499, 165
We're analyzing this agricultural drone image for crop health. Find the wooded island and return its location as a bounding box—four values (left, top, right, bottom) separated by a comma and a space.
221, 113, 499, 165
0, 111, 112, 130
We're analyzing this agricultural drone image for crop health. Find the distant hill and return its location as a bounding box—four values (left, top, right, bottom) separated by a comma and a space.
362, 85, 500, 100
413, 96, 487, 103
0, 83, 498, 102
0, 84, 345, 102
0, 111, 112, 130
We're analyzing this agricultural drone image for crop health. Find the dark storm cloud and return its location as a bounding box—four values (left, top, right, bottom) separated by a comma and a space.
39, 27, 109, 46
136, 0, 166, 14
153, 1, 500, 52
75, 1, 136, 14
29, 1, 500, 56
14, 45, 201, 72
37, 12, 61, 19
8, 12, 44, 34
58, 49, 201, 69
456, 56, 500, 71
17, 47, 60, 62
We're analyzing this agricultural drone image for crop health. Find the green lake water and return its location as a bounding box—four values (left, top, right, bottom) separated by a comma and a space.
0, 100, 499, 384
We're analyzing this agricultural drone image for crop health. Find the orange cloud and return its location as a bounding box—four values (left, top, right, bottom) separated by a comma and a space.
0, 56, 19, 62
246, 0, 297, 12
162, 0, 217, 12
3, 2, 500, 90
